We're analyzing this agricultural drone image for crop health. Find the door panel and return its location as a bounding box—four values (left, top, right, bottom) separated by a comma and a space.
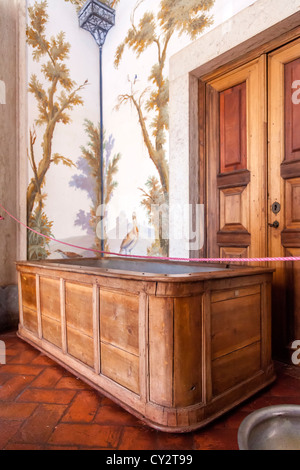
268, 38, 300, 359
206, 56, 267, 262
219, 82, 247, 173
285, 57, 300, 162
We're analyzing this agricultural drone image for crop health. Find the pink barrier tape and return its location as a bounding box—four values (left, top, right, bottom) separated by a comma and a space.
1, 203, 300, 263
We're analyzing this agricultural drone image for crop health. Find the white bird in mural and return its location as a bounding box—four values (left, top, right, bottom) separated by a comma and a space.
119, 212, 139, 255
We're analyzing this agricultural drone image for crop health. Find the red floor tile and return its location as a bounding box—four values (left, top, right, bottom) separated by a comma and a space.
94, 403, 142, 426
5, 443, 45, 450
30, 367, 64, 389
62, 391, 101, 423
0, 364, 43, 376
7, 349, 40, 365
0, 402, 37, 420
17, 388, 76, 405
0, 420, 23, 449
48, 423, 122, 449
0, 375, 35, 401
12, 404, 67, 445
31, 354, 58, 367
118, 426, 159, 450
0, 331, 300, 450
0, 374, 12, 386
156, 432, 194, 450
193, 427, 239, 450
55, 376, 91, 390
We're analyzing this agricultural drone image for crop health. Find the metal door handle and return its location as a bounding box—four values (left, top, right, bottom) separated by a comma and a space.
268, 221, 279, 229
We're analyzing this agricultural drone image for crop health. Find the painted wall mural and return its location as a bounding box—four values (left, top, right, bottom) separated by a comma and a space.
26, 0, 258, 261
26, 0, 88, 259
114, 0, 215, 256
69, 120, 121, 255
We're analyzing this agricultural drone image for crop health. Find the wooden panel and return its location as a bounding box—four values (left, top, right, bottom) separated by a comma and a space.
285, 177, 300, 229
206, 83, 220, 258
211, 284, 260, 303
217, 231, 251, 247
101, 342, 139, 395
281, 160, 300, 179
285, 248, 300, 343
220, 82, 247, 174
100, 289, 139, 356
40, 277, 60, 321
21, 273, 36, 310
22, 306, 38, 333
212, 342, 261, 396
173, 295, 202, 407
65, 282, 93, 337
220, 186, 249, 232
67, 326, 94, 368
65, 282, 94, 367
220, 247, 249, 263
217, 169, 250, 189
211, 293, 261, 360
149, 296, 173, 407
192, 79, 206, 259
93, 285, 100, 375
41, 315, 62, 349
285, 58, 300, 162
21, 273, 37, 334
281, 230, 300, 247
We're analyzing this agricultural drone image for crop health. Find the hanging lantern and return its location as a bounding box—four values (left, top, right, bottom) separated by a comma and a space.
78, 1, 116, 254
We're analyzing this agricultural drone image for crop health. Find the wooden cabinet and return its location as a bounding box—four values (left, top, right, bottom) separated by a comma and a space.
17, 258, 275, 432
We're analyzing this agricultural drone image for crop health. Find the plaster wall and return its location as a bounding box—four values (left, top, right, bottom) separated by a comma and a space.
0, 0, 20, 330
0, 0, 18, 285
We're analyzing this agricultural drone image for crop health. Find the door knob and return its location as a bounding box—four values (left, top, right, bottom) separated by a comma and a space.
268, 221, 279, 229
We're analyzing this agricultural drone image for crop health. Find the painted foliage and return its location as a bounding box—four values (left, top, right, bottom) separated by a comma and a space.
26, 0, 216, 260
69, 120, 121, 255
26, 0, 120, 259
26, 0, 86, 258
115, 0, 215, 256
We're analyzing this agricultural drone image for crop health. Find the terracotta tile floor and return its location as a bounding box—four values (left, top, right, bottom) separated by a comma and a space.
0, 330, 299, 450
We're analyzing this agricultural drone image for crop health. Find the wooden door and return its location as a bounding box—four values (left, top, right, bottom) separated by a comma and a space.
205, 39, 300, 361
206, 56, 267, 263
268, 38, 300, 359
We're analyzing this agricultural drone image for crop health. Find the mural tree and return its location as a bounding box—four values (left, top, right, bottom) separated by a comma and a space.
69, 119, 121, 255
26, 0, 87, 258
115, 0, 214, 255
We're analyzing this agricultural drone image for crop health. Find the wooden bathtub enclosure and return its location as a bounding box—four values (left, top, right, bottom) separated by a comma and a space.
16, 258, 276, 432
